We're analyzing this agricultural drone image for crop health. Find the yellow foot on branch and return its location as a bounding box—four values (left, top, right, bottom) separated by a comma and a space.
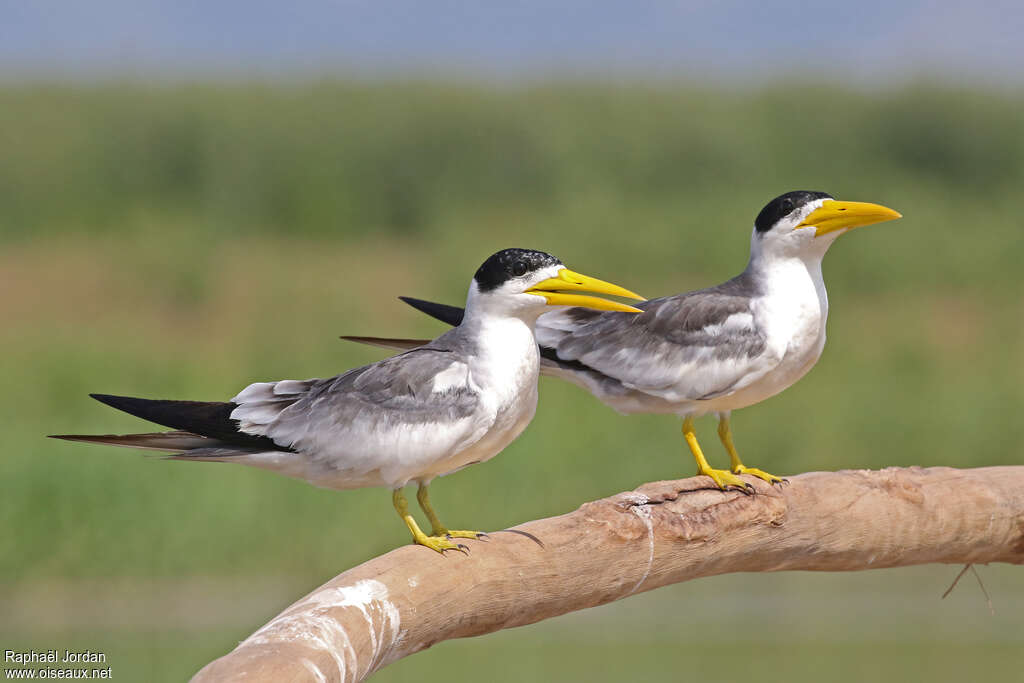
732, 464, 785, 485
394, 488, 475, 554
411, 530, 470, 554
683, 416, 753, 493
697, 465, 754, 492
416, 483, 487, 544
433, 528, 488, 541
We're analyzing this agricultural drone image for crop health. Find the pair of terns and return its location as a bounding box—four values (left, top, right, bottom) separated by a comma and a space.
55, 191, 901, 553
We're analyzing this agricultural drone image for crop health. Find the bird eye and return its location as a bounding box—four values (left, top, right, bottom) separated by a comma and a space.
781, 198, 794, 212
512, 261, 528, 277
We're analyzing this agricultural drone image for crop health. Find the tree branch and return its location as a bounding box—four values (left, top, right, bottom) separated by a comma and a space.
192, 466, 1024, 682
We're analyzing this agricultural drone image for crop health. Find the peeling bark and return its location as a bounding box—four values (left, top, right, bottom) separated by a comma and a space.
192, 466, 1024, 682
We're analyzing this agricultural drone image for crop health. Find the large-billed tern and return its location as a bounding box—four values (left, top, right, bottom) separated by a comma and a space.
52, 249, 643, 553
345, 192, 902, 491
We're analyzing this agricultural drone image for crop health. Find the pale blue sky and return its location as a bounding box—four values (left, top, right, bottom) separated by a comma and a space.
3, 1, 1021, 85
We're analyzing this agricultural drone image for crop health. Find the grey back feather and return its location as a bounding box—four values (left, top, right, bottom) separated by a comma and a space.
234, 331, 481, 451
537, 271, 769, 400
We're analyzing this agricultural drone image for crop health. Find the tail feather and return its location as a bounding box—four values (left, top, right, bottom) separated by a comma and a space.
49, 432, 271, 461
339, 335, 431, 352
49, 431, 215, 452
83, 393, 292, 452
398, 297, 464, 327
89, 394, 237, 439
165, 447, 267, 462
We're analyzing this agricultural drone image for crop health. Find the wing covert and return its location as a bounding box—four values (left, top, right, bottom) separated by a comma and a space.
232, 346, 479, 451
537, 275, 778, 402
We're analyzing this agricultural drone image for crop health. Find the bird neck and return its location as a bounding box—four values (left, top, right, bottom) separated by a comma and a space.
459, 284, 541, 372
458, 307, 539, 349
454, 308, 541, 398
462, 280, 547, 328
746, 228, 831, 287
745, 241, 829, 318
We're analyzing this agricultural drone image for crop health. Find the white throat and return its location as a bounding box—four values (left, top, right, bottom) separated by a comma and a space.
456, 286, 542, 430
462, 280, 547, 327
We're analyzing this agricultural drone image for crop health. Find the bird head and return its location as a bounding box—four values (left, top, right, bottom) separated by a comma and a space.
751, 190, 902, 260
466, 248, 644, 320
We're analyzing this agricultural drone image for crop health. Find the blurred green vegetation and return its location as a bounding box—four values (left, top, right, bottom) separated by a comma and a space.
1, 82, 1022, 681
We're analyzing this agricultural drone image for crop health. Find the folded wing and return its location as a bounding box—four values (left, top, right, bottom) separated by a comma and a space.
235, 343, 480, 460
536, 279, 775, 403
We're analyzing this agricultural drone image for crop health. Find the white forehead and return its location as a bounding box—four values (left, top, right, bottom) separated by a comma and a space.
793, 196, 829, 223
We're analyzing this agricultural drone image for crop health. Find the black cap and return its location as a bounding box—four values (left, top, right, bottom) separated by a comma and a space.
474, 248, 562, 293
755, 191, 832, 233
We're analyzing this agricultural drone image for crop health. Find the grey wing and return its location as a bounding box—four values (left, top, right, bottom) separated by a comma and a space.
536, 279, 777, 403
230, 345, 479, 451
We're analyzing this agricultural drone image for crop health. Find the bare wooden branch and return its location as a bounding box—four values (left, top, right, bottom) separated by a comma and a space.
192, 466, 1024, 682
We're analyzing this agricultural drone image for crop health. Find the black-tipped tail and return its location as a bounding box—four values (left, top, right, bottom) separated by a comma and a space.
84, 394, 291, 452
399, 297, 465, 327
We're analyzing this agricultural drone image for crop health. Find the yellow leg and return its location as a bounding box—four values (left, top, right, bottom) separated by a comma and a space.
393, 489, 467, 553
717, 413, 784, 484
416, 483, 486, 540
683, 416, 751, 492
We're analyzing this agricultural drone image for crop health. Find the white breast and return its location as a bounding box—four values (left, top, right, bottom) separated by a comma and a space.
387, 316, 541, 486
710, 257, 828, 412
448, 316, 541, 468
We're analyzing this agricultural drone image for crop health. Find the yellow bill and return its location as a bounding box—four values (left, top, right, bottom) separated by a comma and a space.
527, 268, 645, 313
797, 200, 902, 237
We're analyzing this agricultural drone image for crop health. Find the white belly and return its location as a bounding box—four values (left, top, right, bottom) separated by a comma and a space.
424, 383, 539, 480
697, 326, 824, 414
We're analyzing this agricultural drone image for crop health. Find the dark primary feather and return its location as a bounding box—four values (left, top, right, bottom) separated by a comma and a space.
338, 335, 429, 351
86, 393, 293, 452
399, 297, 465, 326
391, 296, 589, 371
396, 295, 587, 369
61, 331, 485, 460
401, 270, 765, 364
49, 431, 215, 451
398, 271, 768, 398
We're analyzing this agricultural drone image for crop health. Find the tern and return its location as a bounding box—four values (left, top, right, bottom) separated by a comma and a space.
344, 192, 902, 491
52, 249, 643, 553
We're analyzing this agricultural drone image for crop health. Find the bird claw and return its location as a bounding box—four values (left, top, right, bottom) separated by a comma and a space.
732, 465, 786, 486
699, 466, 754, 493
438, 543, 469, 556
413, 533, 472, 554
